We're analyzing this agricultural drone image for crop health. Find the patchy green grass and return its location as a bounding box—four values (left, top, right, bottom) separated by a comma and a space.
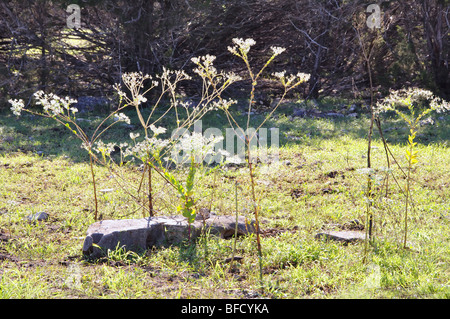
0, 100, 449, 299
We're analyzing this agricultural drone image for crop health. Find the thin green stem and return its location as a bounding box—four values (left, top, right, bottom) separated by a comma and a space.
247, 145, 263, 292
89, 151, 98, 221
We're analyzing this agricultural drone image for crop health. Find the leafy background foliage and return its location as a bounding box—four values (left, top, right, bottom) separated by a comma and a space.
1, 0, 449, 105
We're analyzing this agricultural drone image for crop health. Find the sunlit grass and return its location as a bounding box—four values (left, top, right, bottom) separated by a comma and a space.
0, 101, 449, 298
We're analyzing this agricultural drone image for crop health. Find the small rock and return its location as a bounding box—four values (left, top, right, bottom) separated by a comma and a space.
286, 134, 301, 141
75, 118, 92, 122
99, 188, 114, 193
72, 96, 110, 113
195, 208, 211, 221
0, 229, 10, 242
224, 256, 244, 263
326, 112, 344, 118
293, 108, 306, 117
341, 219, 364, 230
315, 230, 366, 244
27, 212, 49, 223
321, 187, 335, 194
347, 113, 358, 118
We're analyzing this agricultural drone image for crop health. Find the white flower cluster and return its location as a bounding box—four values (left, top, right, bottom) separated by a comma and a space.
173, 132, 226, 164
121, 72, 152, 89
192, 54, 218, 78
228, 38, 286, 59
228, 38, 256, 56
130, 132, 140, 140
124, 125, 168, 160
113, 112, 131, 124
271, 46, 286, 56
272, 71, 311, 88
431, 98, 449, 113
124, 136, 169, 160
191, 55, 242, 95
135, 95, 147, 104
9, 99, 25, 116
33, 90, 78, 116
211, 99, 238, 111
376, 87, 449, 114
94, 140, 117, 157
114, 72, 158, 106
158, 67, 191, 81
149, 124, 167, 136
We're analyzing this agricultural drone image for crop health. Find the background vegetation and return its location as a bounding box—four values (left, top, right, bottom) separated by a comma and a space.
1, 0, 449, 105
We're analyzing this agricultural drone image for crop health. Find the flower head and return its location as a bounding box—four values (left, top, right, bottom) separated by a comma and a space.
150, 124, 167, 136
9, 99, 25, 116
135, 95, 147, 105
192, 55, 218, 77
271, 46, 286, 56
211, 99, 237, 111
123, 136, 169, 160
272, 71, 286, 80
228, 38, 256, 56
172, 132, 224, 164
130, 132, 140, 140
114, 113, 131, 124
375, 87, 449, 115
32, 90, 77, 116
94, 140, 116, 157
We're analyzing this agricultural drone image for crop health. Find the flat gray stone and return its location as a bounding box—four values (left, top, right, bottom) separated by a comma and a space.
315, 230, 366, 243
326, 112, 345, 118
82, 215, 256, 258
26, 212, 49, 223
293, 108, 306, 117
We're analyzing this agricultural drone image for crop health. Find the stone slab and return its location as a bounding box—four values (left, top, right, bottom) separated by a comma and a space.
315, 230, 366, 243
82, 215, 255, 258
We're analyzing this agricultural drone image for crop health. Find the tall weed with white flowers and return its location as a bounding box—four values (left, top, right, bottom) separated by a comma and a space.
113, 65, 238, 220
375, 88, 449, 248
9, 60, 238, 221
9, 91, 132, 220
198, 38, 310, 290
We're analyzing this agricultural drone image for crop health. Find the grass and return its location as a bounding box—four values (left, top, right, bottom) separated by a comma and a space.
0, 99, 449, 299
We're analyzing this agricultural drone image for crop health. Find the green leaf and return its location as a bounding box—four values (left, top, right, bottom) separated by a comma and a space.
182, 208, 196, 224
186, 159, 196, 193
